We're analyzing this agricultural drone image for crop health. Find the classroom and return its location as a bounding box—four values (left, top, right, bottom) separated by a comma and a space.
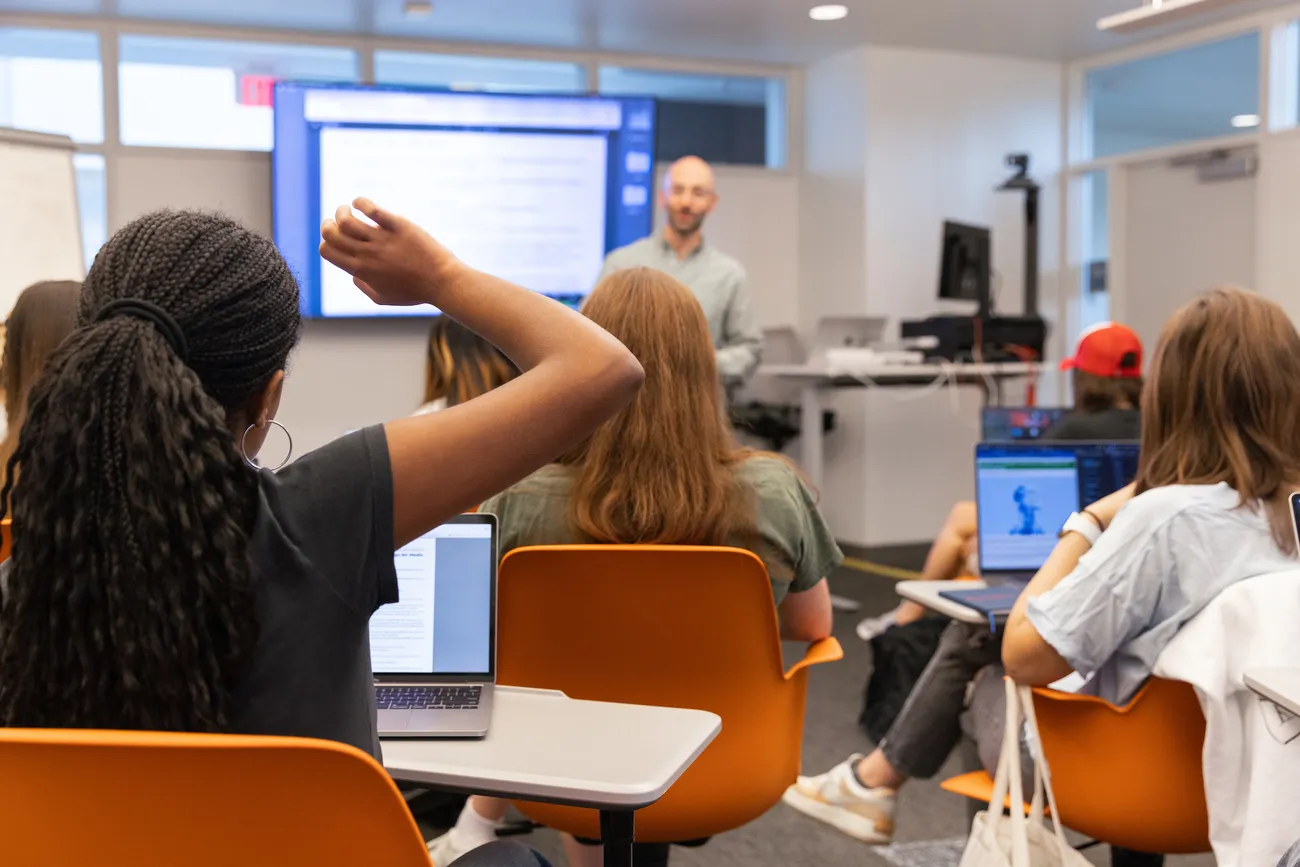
0, 1, 1298, 866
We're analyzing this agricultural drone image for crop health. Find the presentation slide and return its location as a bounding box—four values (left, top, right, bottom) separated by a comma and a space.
273, 83, 657, 319
318, 127, 608, 317
977, 454, 1078, 571
369, 535, 438, 674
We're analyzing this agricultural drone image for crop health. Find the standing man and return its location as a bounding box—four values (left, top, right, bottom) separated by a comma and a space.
598, 155, 762, 385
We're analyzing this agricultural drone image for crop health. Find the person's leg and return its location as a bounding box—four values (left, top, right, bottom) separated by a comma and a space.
428, 796, 512, 864
784, 621, 1001, 842
454, 840, 553, 867
859, 502, 978, 640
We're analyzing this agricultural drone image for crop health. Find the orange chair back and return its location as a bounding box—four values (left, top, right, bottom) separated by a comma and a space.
1033, 677, 1210, 854
1, 518, 10, 562
497, 545, 841, 842
0, 728, 433, 867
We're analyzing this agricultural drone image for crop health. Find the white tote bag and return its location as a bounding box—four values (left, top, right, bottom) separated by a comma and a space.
958, 678, 1091, 867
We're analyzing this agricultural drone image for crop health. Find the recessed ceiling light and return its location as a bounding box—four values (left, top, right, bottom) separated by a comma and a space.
809, 4, 849, 21
404, 0, 433, 16
1231, 113, 1261, 128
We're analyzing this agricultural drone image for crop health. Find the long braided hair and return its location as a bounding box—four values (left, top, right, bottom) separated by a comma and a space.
0, 210, 301, 732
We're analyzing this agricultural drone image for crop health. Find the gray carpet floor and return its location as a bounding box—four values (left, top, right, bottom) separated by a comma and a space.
422, 556, 1217, 867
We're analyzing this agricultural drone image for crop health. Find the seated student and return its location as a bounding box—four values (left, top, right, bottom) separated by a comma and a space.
857, 321, 1144, 640
415, 314, 518, 415
0, 201, 644, 867
0, 280, 80, 474
789, 289, 1298, 855
428, 266, 840, 867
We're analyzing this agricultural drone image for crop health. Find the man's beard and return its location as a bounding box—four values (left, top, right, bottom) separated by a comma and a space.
670, 212, 705, 237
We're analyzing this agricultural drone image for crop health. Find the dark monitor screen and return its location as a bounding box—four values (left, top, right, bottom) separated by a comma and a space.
981, 407, 1069, 441
939, 220, 992, 308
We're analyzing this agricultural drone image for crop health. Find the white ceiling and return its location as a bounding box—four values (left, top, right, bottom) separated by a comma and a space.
1, 0, 1297, 65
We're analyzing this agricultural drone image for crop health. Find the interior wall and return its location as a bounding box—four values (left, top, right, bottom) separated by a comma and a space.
1255, 134, 1300, 323
800, 45, 1063, 546
109, 150, 801, 455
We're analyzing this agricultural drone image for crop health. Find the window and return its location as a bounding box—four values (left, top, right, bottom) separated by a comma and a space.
0, 28, 102, 143
1086, 32, 1260, 159
73, 153, 107, 271
118, 35, 357, 150
598, 67, 785, 168
374, 52, 586, 94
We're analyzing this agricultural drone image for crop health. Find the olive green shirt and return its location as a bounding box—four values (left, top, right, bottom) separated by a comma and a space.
481, 457, 842, 606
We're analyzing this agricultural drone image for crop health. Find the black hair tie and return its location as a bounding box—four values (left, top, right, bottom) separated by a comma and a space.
94, 298, 190, 363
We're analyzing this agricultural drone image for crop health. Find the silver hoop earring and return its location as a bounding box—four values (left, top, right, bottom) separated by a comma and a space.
241, 420, 294, 472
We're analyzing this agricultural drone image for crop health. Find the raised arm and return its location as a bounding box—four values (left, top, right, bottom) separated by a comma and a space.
321, 198, 644, 548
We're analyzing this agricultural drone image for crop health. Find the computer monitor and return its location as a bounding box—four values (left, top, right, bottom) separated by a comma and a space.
974, 441, 1139, 576
981, 407, 1070, 441
368, 515, 496, 678
939, 220, 992, 313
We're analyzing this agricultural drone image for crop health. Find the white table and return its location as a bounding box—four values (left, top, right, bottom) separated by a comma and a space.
758, 361, 1041, 490
1245, 668, 1300, 716
895, 579, 992, 625
383, 686, 721, 867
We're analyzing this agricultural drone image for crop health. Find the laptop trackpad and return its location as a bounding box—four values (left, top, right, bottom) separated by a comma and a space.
378, 709, 412, 732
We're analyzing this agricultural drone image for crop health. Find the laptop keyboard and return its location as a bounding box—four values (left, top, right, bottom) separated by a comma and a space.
376, 685, 482, 711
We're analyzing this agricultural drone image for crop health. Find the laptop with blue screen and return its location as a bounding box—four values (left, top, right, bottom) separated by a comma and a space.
370, 513, 497, 738
973, 441, 1139, 584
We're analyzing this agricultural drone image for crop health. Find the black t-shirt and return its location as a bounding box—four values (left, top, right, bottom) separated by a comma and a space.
231, 425, 397, 760
1043, 408, 1141, 442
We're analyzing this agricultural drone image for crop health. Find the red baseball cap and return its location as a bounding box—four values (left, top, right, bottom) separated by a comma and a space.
1060, 322, 1143, 378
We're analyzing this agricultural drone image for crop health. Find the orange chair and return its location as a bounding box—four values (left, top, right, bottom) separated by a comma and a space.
497, 545, 843, 842
0, 518, 10, 562
0, 728, 433, 867
941, 677, 1211, 854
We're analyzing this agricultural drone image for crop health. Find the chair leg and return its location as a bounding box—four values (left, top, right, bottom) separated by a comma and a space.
1111, 848, 1165, 867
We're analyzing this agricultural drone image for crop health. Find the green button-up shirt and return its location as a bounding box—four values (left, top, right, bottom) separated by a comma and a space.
597, 233, 762, 383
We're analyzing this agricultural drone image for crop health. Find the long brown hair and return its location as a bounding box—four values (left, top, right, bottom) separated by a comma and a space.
560, 268, 772, 560
1136, 286, 1300, 552
0, 281, 80, 473
424, 316, 517, 407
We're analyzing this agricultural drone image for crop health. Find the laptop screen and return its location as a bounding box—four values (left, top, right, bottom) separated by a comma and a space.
369, 515, 495, 677
980, 407, 1069, 441
975, 442, 1139, 574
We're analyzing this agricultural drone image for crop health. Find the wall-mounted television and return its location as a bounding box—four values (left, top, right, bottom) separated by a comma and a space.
273, 82, 656, 318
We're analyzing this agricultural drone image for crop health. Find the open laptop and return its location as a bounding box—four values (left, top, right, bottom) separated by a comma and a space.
980, 406, 1069, 441
370, 513, 497, 738
973, 441, 1140, 585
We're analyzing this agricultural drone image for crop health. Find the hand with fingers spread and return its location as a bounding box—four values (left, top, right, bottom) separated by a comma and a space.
319, 198, 459, 308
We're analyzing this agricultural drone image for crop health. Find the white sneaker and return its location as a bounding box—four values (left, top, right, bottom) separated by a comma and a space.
855, 611, 898, 642
427, 829, 481, 866
782, 755, 896, 844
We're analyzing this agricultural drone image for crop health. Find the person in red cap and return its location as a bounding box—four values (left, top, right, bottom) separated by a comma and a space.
1050, 321, 1143, 440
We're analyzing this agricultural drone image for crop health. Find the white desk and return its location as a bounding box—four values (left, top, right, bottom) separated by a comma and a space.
383, 686, 721, 867
1245, 668, 1300, 716
895, 579, 991, 625
758, 361, 1041, 490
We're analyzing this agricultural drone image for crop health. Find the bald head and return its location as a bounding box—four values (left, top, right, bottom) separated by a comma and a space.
661, 155, 718, 242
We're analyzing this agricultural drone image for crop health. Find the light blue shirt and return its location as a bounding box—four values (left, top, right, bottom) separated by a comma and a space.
598, 233, 762, 383
1027, 483, 1297, 704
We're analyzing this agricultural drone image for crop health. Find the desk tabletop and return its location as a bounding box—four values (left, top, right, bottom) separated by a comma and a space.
1245, 668, 1300, 717
383, 687, 721, 810
896, 579, 991, 625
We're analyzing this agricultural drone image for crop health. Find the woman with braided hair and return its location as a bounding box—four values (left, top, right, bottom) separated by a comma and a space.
0, 200, 641, 867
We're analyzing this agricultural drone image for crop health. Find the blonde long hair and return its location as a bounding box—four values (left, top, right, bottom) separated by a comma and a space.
560, 268, 775, 562
424, 315, 517, 408
0, 281, 80, 473
1136, 286, 1300, 552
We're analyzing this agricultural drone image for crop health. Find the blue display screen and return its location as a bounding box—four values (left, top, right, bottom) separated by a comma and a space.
273, 82, 656, 318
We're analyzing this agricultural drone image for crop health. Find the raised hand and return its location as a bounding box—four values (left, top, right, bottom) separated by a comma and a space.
319, 198, 461, 307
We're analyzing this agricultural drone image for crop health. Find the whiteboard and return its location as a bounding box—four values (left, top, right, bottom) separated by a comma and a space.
0, 128, 84, 316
